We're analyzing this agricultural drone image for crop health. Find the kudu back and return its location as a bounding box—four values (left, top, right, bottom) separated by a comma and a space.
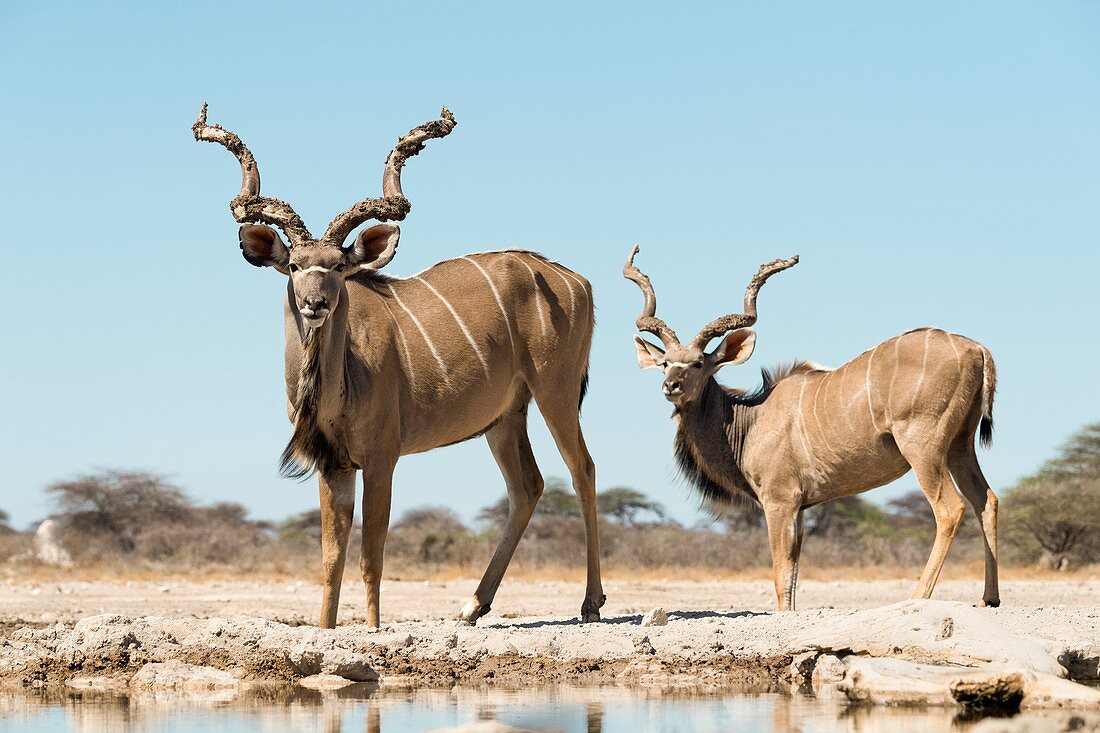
625, 248, 999, 611
194, 105, 604, 627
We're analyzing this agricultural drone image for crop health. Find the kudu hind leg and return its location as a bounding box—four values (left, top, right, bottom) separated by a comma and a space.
908, 458, 966, 600
536, 395, 605, 622
317, 469, 357, 629
949, 449, 1000, 606
459, 413, 544, 625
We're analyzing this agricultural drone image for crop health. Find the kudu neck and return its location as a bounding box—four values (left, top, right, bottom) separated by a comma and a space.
286, 282, 354, 420
673, 376, 760, 500
279, 282, 354, 479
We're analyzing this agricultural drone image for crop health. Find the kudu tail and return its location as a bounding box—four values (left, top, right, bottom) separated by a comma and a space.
578, 360, 591, 413
978, 345, 996, 449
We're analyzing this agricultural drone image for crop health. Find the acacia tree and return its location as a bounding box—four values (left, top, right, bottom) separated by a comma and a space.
596, 487, 669, 526
1003, 478, 1099, 568
47, 470, 191, 554
389, 507, 475, 565
1003, 423, 1100, 568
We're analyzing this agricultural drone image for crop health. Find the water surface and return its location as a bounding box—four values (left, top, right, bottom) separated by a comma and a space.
0, 684, 1041, 732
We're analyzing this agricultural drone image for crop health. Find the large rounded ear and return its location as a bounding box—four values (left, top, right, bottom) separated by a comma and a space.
634, 335, 666, 370
348, 223, 400, 270
712, 328, 756, 369
238, 224, 290, 270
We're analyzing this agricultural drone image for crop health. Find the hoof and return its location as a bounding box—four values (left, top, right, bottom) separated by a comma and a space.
580, 594, 606, 623
980, 598, 1001, 608
458, 600, 491, 625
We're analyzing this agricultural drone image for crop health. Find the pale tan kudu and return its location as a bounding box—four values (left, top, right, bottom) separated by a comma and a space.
194, 105, 604, 628
624, 248, 999, 611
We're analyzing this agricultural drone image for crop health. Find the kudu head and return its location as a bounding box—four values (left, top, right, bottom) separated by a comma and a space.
193, 103, 456, 328
623, 246, 798, 407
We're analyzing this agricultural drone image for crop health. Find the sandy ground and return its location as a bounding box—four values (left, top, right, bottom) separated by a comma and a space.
3, 576, 1098, 629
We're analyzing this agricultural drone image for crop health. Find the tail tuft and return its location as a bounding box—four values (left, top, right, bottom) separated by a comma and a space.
979, 416, 994, 449
578, 361, 590, 413
979, 345, 996, 449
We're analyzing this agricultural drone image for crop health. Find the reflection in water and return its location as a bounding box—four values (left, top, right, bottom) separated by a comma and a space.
0, 684, 1057, 733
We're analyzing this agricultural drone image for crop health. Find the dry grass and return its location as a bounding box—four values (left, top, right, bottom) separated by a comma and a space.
6, 560, 1096, 585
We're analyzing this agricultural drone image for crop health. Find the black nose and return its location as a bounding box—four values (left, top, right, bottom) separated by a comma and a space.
303, 295, 328, 311
663, 379, 682, 395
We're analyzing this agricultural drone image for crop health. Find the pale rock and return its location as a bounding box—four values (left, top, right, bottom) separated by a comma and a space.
798, 600, 1065, 676
812, 654, 847, 688
33, 520, 72, 567
641, 608, 668, 627
130, 661, 238, 691
319, 649, 378, 682
298, 673, 357, 690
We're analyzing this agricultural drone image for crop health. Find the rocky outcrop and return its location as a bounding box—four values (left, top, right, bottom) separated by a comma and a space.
789, 600, 1100, 711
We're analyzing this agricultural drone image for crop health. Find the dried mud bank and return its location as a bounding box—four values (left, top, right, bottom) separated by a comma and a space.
1, 597, 1099, 713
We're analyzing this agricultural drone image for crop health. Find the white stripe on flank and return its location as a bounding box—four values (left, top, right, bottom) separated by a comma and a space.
795, 378, 815, 464
462, 256, 516, 353
811, 372, 838, 461
548, 260, 589, 301
508, 254, 547, 338
866, 344, 881, 433
386, 284, 451, 385
380, 299, 417, 393
946, 332, 961, 367
414, 276, 491, 379
544, 261, 577, 319
837, 364, 857, 433
885, 335, 903, 424
909, 329, 931, 415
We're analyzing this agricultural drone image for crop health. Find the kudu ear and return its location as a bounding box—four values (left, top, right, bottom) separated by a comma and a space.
238, 224, 290, 271
634, 335, 666, 370
348, 223, 400, 270
712, 328, 757, 369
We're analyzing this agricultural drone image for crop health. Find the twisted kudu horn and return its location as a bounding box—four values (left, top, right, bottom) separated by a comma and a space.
192, 103, 314, 247
321, 107, 457, 247
623, 246, 681, 348
690, 255, 799, 349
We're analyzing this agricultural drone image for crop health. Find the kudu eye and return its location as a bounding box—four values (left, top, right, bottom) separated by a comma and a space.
334, 263, 347, 273
289, 263, 300, 273
692, 361, 703, 369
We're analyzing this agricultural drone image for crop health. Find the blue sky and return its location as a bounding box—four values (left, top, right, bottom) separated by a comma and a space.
1, 1, 1097, 530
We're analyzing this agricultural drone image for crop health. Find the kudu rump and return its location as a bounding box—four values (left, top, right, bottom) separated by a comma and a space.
194, 105, 604, 628
625, 248, 999, 611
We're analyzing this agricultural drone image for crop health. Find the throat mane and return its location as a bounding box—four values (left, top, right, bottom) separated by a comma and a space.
672, 378, 761, 512
279, 326, 348, 479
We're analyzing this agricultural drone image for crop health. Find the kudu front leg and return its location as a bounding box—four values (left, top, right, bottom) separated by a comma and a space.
359, 462, 395, 628
318, 469, 357, 629
764, 502, 802, 611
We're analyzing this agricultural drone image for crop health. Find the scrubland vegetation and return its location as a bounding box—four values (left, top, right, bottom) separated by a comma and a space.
2, 424, 1097, 579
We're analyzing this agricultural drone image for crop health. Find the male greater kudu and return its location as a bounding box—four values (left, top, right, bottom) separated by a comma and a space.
624, 247, 999, 611
194, 105, 604, 628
